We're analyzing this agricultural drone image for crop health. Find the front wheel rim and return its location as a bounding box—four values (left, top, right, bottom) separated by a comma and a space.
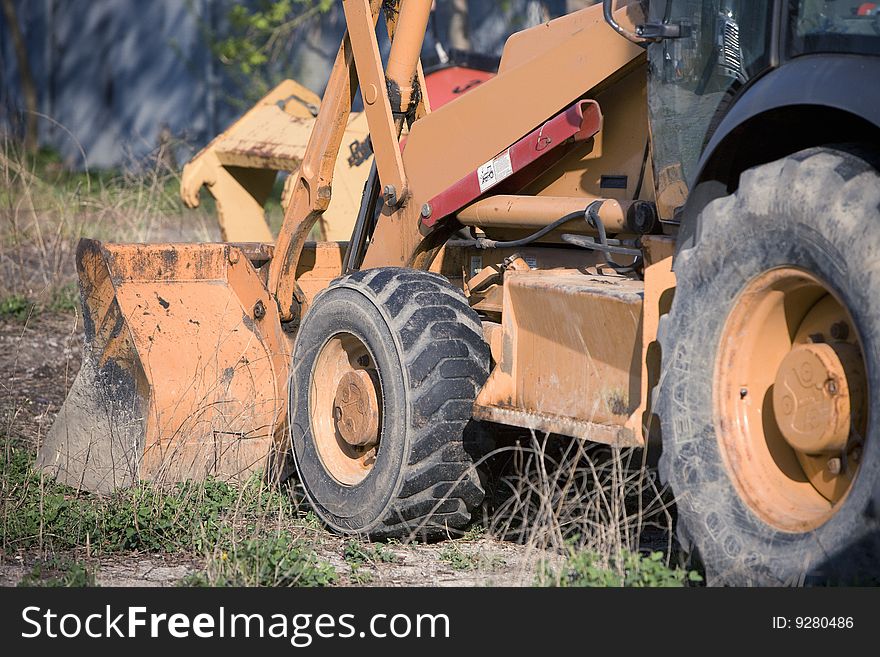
714, 267, 868, 533
309, 332, 383, 486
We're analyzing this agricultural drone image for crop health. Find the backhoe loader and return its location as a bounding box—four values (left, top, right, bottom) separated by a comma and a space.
39, 0, 880, 585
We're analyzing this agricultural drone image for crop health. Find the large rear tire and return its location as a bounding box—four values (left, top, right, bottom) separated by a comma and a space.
287, 267, 489, 539
657, 146, 880, 585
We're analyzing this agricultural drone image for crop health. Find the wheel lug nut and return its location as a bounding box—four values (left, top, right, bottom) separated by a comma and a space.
334, 406, 342, 421
739, 387, 748, 399
825, 379, 839, 396
851, 445, 862, 463
830, 321, 849, 341
827, 457, 842, 475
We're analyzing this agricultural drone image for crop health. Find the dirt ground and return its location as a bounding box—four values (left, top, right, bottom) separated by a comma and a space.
0, 312, 83, 449
0, 311, 553, 587
0, 538, 545, 588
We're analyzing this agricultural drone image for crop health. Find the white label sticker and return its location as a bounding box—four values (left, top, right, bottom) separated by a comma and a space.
523, 256, 537, 269
477, 149, 514, 193
477, 161, 497, 192
470, 256, 483, 278
493, 149, 514, 182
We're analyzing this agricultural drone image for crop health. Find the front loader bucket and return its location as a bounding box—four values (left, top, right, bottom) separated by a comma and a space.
38, 239, 289, 493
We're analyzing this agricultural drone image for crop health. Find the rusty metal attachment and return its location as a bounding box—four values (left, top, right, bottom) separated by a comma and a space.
181, 79, 373, 243
38, 240, 289, 492
473, 267, 644, 447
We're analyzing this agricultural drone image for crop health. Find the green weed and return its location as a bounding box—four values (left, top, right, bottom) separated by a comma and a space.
439, 543, 506, 572
461, 525, 486, 542
18, 556, 96, 587
182, 534, 337, 587
343, 539, 397, 566
439, 544, 474, 571
0, 285, 78, 320
2, 441, 336, 587
537, 545, 702, 588
342, 539, 397, 584
0, 295, 33, 320
348, 567, 374, 585
47, 283, 79, 313
0, 442, 301, 555
439, 545, 477, 571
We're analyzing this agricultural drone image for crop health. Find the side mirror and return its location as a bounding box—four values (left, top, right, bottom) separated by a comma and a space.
602, 0, 692, 44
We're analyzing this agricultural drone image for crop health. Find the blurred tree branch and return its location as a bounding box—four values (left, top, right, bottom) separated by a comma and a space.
210, 0, 333, 102
1, 0, 38, 153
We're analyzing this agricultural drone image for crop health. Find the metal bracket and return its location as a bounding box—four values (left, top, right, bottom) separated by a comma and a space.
635, 20, 691, 41
602, 0, 691, 44
347, 136, 373, 167
343, 0, 409, 204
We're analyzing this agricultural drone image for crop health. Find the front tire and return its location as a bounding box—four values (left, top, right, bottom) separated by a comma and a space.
657, 146, 880, 585
287, 268, 489, 540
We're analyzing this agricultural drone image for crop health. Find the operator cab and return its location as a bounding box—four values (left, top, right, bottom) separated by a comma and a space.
612, 0, 880, 220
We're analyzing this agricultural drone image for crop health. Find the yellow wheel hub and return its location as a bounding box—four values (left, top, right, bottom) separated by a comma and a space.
310, 333, 382, 486
333, 369, 380, 448
773, 342, 854, 455
715, 268, 867, 532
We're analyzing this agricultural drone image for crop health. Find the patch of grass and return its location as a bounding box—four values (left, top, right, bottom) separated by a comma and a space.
439, 543, 506, 572
343, 539, 397, 566
537, 545, 702, 588
461, 525, 486, 542
0, 441, 304, 556
181, 534, 337, 587
348, 567, 374, 585
2, 441, 337, 587
343, 538, 396, 585
484, 432, 679, 585
18, 556, 96, 587
2, 444, 235, 553
439, 544, 477, 571
0, 284, 78, 321
0, 294, 33, 320
1, 140, 217, 313
99, 479, 239, 553
47, 282, 79, 313
0, 283, 78, 323
294, 510, 324, 531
